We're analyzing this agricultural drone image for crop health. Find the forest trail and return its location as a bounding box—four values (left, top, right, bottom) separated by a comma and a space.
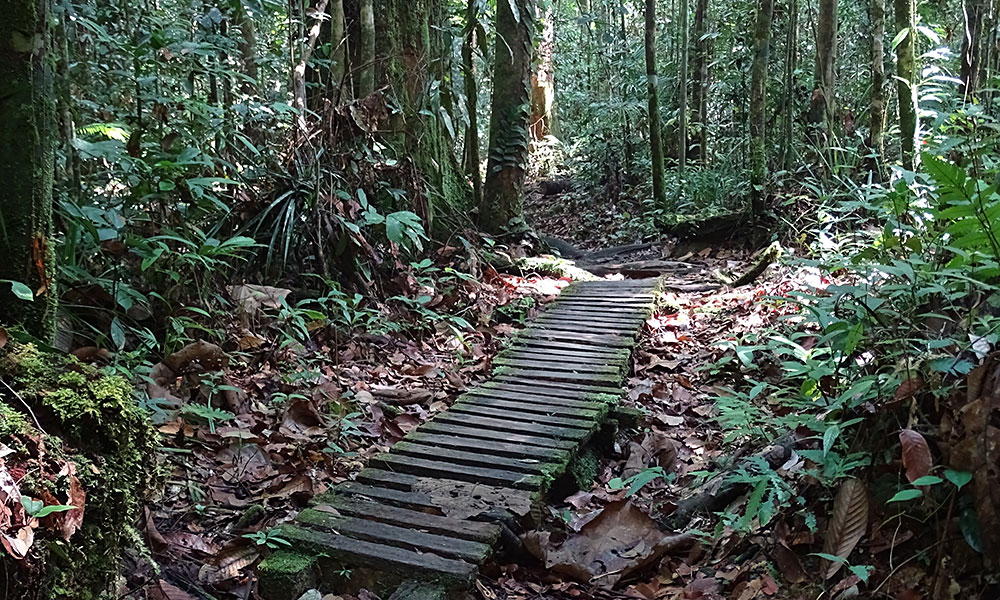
259, 280, 661, 600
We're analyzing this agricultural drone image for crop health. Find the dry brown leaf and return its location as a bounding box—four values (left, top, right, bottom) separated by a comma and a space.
899, 429, 932, 483
821, 478, 869, 580
148, 579, 197, 600
892, 377, 924, 405
197, 544, 260, 584
524, 500, 692, 587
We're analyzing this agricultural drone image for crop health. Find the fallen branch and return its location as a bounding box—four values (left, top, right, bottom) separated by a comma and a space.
663, 431, 802, 530
712, 242, 781, 288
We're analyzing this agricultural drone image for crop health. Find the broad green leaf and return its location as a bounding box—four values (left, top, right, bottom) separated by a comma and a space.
910, 475, 942, 486
944, 469, 973, 490
888, 488, 923, 503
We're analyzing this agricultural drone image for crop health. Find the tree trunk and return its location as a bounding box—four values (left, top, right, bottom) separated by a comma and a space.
961, 0, 987, 101
330, 0, 350, 104
691, 0, 710, 163
645, 0, 667, 207
0, 0, 57, 340
358, 0, 375, 96
894, 0, 917, 169
867, 0, 886, 179
749, 0, 774, 216
781, 0, 797, 168
462, 0, 482, 209
813, 0, 837, 146
291, 0, 331, 124
232, 0, 259, 94
376, 0, 470, 226
678, 0, 689, 173
481, 0, 534, 233
531, 4, 558, 141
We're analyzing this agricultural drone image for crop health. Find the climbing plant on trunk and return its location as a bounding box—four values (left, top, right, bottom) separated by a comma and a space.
0, 0, 57, 340
481, 0, 535, 234
868, 0, 887, 179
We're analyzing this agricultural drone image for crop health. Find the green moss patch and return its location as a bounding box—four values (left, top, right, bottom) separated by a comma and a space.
0, 342, 158, 600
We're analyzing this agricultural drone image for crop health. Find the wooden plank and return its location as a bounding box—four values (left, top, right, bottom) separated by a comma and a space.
541, 311, 647, 325
551, 302, 653, 313
405, 431, 569, 461
509, 338, 628, 357
447, 402, 596, 429
494, 357, 621, 375
370, 454, 544, 489
457, 394, 603, 417
296, 511, 492, 563
501, 348, 629, 367
317, 495, 501, 543
500, 367, 622, 387
534, 318, 640, 333
278, 524, 477, 583
517, 330, 635, 348
326, 482, 441, 513
468, 385, 604, 407
419, 421, 577, 449
433, 412, 591, 440
392, 441, 559, 474
490, 376, 622, 397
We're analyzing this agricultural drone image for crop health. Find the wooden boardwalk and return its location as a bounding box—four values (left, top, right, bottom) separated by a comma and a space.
259, 279, 660, 600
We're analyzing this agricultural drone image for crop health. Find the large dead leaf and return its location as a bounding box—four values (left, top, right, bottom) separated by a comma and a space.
228, 284, 291, 314
524, 500, 692, 587
821, 478, 869, 580
899, 429, 932, 483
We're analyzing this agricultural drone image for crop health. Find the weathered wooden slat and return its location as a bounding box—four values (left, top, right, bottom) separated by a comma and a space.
404, 431, 569, 461
370, 454, 544, 489
467, 385, 607, 407
447, 403, 596, 428
457, 394, 603, 418
296, 511, 493, 563
315, 495, 501, 542
392, 440, 559, 473
433, 412, 592, 440
494, 357, 622, 375
490, 376, 622, 397
419, 421, 578, 449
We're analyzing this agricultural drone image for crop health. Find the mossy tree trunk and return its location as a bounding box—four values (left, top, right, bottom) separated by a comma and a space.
749, 0, 774, 216
867, 0, 886, 180
480, 0, 534, 234
645, 0, 667, 208
231, 0, 259, 94
894, 0, 917, 169
376, 0, 470, 227
463, 0, 483, 209
0, 0, 57, 341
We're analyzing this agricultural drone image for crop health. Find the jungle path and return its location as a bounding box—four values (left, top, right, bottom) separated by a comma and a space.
258, 279, 661, 600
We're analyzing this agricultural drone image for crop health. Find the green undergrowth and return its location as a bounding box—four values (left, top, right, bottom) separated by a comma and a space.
0, 342, 158, 600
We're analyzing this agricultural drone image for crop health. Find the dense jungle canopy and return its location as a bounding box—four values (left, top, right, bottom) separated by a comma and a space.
1, 0, 1000, 598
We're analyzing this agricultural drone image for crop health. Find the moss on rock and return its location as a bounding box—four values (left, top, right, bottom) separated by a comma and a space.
0, 342, 158, 600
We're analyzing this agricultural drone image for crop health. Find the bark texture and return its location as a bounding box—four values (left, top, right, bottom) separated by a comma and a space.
961, 0, 987, 100
376, 0, 470, 224
531, 5, 558, 141
894, 0, 917, 169
678, 0, 690, 172
463, 0, 482, 208
0, 0, 57, 340
813, 0, 838, 143
358, 0, 375, 96
868, 0, 886, 178
481, 0, 535, 233
645, 0, 667, 207
691, 0, 711, 163
749, 0, 774, 215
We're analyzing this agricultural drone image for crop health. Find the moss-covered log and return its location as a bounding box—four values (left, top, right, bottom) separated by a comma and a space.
0, 343, 158, 599
0, 0, 57, 340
